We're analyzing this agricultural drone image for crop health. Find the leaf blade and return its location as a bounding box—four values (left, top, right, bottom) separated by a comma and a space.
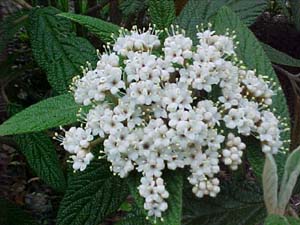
262, 43, 300, 67
57, 160, 128, 225
0, 94, 82, 135
58, 12, 120, 43
176, 0, 267, 43
14, 132, 66, 191
278, 146, 300, 213
28, 7, 97, 94
149, 0, 176, 29
263, 153, 278, 214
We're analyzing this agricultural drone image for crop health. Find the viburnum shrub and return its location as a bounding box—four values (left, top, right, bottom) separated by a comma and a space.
54, 24, 285, 219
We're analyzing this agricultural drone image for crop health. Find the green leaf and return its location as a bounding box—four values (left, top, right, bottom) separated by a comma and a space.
290, 0, 300, 31
58, 12, 120, 43
262, 43, 300, 67
28, 7, 97, 94
7, 104, 66, 191
176, 0, 267, 42
0, 198, 37, 225
0, 9, 29, 53
265, 215, 291, 225
213, 6, 291, 180
15, 133, 66, 191
127, 171, 183, 225
57, 159, 128, 225
116, 205, 151, 225
182, 179, 266, 225
263, 153, 278, 214
0, 94, 82, 136
149, 0, 176, 29
286, 216, 300, 225
120, 0, 148, 17
278, 146, 300, 214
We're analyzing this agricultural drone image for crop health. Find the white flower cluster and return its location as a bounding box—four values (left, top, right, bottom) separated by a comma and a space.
57, 25, 285, 219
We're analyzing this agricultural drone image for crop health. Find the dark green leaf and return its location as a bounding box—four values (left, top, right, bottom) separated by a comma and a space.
0, 94, 82, 135
213, 6, 290, 180
7, 104, 66, 191
58, 12, 120, 43
176, 0, 267, 42
0, 198, 37, 225
0, 9, 29, 53
116, 205, 151, 225
127, 171, 183, 225
14, 133, 66, 191
149, 0, 176, 29
57, 159, 128, 225
290, 0, 300, 31
29, 7, 97, 94
120, 0, 148, 17
262, 43, 300, 67
182, 179, 266, 225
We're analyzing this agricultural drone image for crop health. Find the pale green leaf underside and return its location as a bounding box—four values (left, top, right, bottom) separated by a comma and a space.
29, 7, 97, 94
263, 154, 278, 214
278, 147, 300, 213
57, 160, 128, 225
0, 94, 81, 136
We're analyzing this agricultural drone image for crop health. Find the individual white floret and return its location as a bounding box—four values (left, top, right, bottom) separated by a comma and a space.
163, 33, 193, 65
62, 127, 93, 154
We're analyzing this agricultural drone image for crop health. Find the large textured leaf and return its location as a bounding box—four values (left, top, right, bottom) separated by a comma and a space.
7, 104, 66, 192
58, 13, 120, 43
176, 0, 267, 42
213, 6, 291, 180
57, 160, 128, 225
262, 43, 300, 67
0, 198, 37, 225
263, 153, 278, 214
0, 9, 29, 53
278, 146, 300, 214
29, 7, 97, 94
149, 0, 176, 29
14, 133, 66, 191
127, 171, 183, 225
182, 179, 266, 225
0, 94, 82, 135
